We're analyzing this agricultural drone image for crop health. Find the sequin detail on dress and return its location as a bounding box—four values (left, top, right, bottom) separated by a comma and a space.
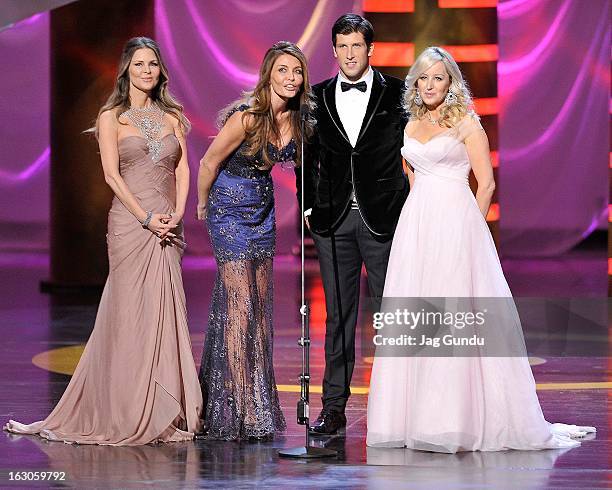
121, 105, 165, 161
199, 104, 290, 440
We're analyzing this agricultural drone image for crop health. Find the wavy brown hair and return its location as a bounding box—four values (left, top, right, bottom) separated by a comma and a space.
219, 41, 315, 167
90, 37, 190, 136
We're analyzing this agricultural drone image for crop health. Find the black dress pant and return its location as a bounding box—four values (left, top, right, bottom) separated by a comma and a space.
312, 208, 392, 413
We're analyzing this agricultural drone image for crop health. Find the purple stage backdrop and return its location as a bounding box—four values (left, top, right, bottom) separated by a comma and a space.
0, 13, 50, 250
498, 0, 609, 256
0, 0, 608, 257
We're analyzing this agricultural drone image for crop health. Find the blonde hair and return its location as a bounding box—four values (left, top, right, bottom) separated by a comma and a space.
403, 46, 474, 127
89, 37, 190, 136
218, 41, 315, 168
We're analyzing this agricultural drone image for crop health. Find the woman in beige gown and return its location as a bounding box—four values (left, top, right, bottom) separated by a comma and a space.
4, 37, 202, 445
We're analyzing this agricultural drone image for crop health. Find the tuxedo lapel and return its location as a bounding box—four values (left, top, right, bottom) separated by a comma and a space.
322, 76, 350, 145
355, 69, 387, 147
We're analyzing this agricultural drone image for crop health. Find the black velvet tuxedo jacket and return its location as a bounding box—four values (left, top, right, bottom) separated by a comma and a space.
296, 69, 409, 238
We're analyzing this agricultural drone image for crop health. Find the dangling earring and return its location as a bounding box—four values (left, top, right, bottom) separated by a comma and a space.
444, 90, 457, 106
414, 92, 423, 107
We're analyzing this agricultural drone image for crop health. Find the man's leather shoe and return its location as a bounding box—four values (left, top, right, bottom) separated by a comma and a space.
309, 409, 346, 435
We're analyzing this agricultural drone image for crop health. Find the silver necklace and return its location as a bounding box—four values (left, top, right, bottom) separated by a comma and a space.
122, 104, 165, 161
425, 111, 439, 126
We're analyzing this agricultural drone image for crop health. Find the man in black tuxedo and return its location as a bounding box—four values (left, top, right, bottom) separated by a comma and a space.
296, 14, 409, 434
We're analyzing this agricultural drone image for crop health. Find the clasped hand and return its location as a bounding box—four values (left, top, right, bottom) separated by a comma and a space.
147, 213, 179, 242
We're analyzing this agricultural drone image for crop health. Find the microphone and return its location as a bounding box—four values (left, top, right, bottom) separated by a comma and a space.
278, 101, 337, 459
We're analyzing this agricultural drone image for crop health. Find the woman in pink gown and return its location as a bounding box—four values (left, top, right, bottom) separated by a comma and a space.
4, 37, 202, 445
366, 47, 595, 453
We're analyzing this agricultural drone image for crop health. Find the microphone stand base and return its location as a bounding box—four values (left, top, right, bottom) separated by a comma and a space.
278, 446, 338, 459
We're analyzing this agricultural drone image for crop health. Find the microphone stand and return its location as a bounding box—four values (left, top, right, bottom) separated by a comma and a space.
278, 105, 337, 459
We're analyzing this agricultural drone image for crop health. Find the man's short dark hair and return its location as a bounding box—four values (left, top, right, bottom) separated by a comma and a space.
332, 14, 374, 47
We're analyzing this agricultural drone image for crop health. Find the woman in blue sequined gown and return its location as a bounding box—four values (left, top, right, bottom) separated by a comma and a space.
196, 42, 314, 440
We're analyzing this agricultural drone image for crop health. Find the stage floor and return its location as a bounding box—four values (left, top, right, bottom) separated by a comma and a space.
0, 250, 609, 489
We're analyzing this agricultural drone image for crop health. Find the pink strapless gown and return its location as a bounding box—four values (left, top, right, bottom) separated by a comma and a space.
5, 134, 203, 445
366, 116, 595, 453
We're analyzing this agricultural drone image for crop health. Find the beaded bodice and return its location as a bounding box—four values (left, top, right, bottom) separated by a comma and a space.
221, 104, 297, 178
224, 140, 297, 179
120, 104, 166, 161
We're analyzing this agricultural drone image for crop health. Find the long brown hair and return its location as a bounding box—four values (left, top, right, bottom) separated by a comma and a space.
219, 41, 315, 167
91, 37, 190, 136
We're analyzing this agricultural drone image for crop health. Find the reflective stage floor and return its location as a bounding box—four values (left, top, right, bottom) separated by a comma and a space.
0, 248, 609, 489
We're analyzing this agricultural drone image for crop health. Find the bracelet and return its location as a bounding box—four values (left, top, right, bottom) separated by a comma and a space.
141, 210, 153, 229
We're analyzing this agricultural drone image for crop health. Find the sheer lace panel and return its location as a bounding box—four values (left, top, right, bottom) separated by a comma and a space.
199, 257, 285, 440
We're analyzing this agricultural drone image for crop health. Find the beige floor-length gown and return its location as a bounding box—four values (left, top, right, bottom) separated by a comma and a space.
5, 109, 202, 445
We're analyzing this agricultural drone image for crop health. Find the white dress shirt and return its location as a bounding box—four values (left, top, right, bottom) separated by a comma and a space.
335, 67, 374, 147
304, 67, 374, 217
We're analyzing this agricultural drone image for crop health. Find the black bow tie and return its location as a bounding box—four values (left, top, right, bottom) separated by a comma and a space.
340, 81, 367, 92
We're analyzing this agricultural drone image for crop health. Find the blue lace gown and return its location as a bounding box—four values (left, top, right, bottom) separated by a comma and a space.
199, 105, 290, 439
